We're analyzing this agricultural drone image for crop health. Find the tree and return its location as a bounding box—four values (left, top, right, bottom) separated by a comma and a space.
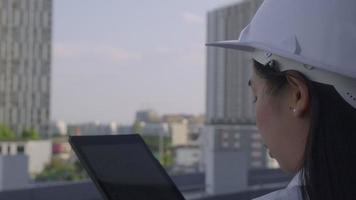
142, 135, 172, 167
22, 128, 40, 140
0, 124, 16, 140
36, 158, 88, 181
132, 121, 143, 134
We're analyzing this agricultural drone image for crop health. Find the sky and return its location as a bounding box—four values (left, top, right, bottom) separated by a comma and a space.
52, 0, 241, 125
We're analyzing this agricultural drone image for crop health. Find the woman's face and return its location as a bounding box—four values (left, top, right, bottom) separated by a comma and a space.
249, 68, 310, 172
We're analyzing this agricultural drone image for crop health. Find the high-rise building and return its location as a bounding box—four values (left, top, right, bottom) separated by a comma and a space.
206, 1, 260, 124
0, 0, 52, 136
205, 0, 271, 195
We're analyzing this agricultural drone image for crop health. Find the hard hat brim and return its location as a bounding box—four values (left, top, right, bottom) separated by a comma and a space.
206, 40, 255, 52
206, 39, 356, 81
206, 40, 356, 109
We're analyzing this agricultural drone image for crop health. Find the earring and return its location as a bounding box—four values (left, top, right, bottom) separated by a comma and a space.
289, 107, 297, 113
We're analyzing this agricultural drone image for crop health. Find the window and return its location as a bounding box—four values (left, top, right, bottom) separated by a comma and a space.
251, 133, 261, 140
234, 142, 240, 148
251, 142, 262, 149
7, 146, 11, 154
222, 141, 229, 148
12, 0, 20, 10
13, 10, 20, 27
251, 161, 263, 168
17, 145, 25, 154
222, 132, 229, 139
251, 151, 262, 157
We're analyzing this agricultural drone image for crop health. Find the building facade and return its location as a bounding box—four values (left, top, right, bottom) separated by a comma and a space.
141, 122, 170, 137
206, 1, 260, 124
0, 155, 29, 191
170, 120, 189, 146
0, 140, 52, 175
117, 125, 132, 135
0, 0, 52, 136
205, 0, 273, 195
49, 120, 67, 136
136, 110, 160, 123
172, 145, 202, 173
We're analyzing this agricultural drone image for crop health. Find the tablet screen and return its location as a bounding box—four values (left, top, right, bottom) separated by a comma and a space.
77, 142, 184, 200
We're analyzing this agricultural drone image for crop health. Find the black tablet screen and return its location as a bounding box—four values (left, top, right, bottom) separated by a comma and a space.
79, 143, 184, 200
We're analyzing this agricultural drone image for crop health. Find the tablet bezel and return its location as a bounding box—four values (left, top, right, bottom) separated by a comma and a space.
69, 134, 186, 200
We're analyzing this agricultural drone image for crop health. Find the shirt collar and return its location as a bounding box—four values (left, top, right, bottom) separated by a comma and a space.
287, 171, 302, 188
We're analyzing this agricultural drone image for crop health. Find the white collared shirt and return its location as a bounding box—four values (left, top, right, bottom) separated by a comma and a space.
252, 172, 303, 200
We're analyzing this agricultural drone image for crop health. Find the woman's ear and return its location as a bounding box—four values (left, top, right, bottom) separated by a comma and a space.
285, 71, 310, 117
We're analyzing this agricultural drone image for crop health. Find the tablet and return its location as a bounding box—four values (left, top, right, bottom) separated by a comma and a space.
69, 134, 186, 200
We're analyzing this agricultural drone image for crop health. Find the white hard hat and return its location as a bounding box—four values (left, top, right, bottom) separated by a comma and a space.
207, 0, 356, 109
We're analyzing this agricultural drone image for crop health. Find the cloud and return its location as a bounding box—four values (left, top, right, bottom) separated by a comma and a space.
102, 47, 142, 63
180, 50, 204, 66
54, 43, 141, 63
153, 46, 173, 54
181, 12, 204, 24
54, 44, 83, 58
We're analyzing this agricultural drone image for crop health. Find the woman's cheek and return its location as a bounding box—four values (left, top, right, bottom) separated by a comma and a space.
255, 100, 275, 151
255, 101, 269, 137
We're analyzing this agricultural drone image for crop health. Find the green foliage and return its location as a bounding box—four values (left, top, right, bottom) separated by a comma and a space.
162, 150, 173, 168
142, 135, 171, 152
36, 158, 88, 182
0, 124, 16, 140
142, 135, 173, 167
22, 128, 40, 140
132, 121, 143, 134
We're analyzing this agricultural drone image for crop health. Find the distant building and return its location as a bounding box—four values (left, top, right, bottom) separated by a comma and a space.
168, 116, 205, 147
169, 116, 205, 173
109, 122, 118, 135
172, 145, 202, 173
141, 122, 169, 137
49, 121, 67, 136
187, 123, 204, 146
162, 114, 204, 123
67, 122, 117, 136
162, 114, 186, 123
136, 110, 160, 123
205, 0, 266, 195
170, 120, 189, 146
0, 0, 52, 136
52, 136, 71, 160
186, 114, 205, 124
117, 125, 132, 135
0, 140, 52, 175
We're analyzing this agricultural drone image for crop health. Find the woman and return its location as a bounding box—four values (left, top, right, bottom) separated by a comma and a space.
207, 0, 356, 199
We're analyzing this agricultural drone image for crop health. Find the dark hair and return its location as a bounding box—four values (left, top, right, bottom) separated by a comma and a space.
253, 59, 356, 200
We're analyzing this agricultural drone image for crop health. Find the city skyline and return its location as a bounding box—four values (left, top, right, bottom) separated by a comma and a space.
52, 0, 241, 124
